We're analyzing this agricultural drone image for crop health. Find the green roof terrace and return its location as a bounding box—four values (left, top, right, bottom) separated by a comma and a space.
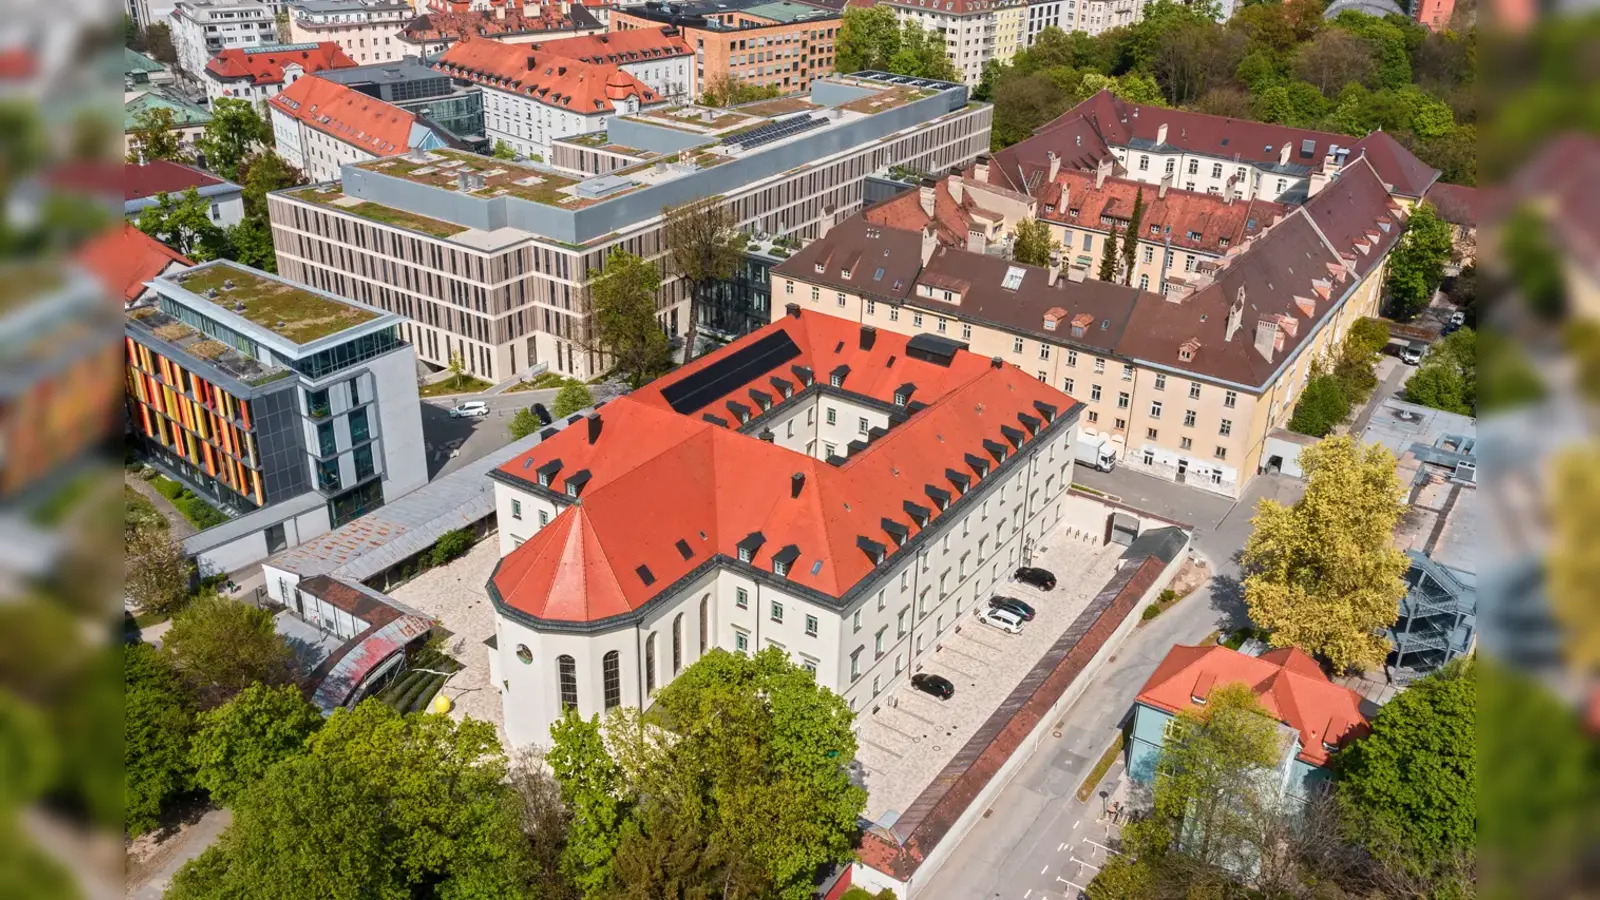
167, 261, 382, 346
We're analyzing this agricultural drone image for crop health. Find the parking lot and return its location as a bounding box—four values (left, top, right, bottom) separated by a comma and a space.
856, 524, 1128, 825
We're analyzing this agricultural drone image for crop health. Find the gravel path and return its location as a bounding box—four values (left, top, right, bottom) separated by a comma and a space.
125, 474, 197, 541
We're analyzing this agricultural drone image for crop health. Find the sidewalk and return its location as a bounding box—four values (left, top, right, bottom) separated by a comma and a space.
125, 475, 196, 541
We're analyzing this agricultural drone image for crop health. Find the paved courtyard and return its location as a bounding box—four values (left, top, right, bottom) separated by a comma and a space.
389, 537, 504, 735
856, 522, 1127, 825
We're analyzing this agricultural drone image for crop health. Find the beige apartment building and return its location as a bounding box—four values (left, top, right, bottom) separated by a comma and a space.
287, 0, 415, 66
882, 0, 1027, 86
772, 158, 1407, 497
267, 73, 989, 383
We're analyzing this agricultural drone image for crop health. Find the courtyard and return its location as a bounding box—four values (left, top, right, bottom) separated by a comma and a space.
388, 537, 504, 735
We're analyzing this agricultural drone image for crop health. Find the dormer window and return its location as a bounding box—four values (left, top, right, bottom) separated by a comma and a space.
738, 547, 752, 562
1044, 319, 1057, 331
774, 559, 788, 575
1219, 237, 1230, 248
841, 267, 852, 280
1068, 209, 1079, 218
831, 374, 843, 387
1187, 230, 1201, 241
1149, 224, 1159, 235
814, 262, 825, 273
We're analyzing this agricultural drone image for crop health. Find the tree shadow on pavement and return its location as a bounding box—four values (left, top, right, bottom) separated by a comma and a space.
1207, 571, 1250, 632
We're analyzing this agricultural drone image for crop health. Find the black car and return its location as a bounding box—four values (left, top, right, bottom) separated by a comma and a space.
531, 402, 553, 426
1015, 567, 1057, 590
910, 673, 955, 700
989, 595, 1036, 621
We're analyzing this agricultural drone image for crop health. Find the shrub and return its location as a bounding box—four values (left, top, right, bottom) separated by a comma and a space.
1287, 374, 1351, 437
552, 381, 593, 418
1347, 318, 1391, 357
1159, 588, 1178, 605
431, 528, 474, 566
1142, 604, 1162, 621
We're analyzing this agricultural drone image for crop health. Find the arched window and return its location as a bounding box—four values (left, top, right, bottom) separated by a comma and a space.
557, 655, 577, 711
699, 594, 709, 655
645, 634, 657, 694
603, 651, 621, 709
672, 614, 683, 675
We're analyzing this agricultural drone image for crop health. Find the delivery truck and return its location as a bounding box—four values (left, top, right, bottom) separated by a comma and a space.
1075, 435, 1118, 472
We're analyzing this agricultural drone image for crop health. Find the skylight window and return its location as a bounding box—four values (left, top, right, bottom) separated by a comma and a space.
1001, 266, 1026, 291
874, 267, 885, 281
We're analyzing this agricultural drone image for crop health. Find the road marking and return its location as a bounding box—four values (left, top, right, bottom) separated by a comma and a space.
1041, 865, 1050, 875
1059, 876, 1083, 890
1072, 856, 1101, 871
1072, 819, 1079, 830
1082, 837, 1120, 854
1023, 890, 1032, 898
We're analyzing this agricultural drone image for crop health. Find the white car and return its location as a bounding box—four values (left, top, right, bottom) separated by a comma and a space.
976, 606, 1025, 635
449, 401, 490, 418
1448, 310, 1466, 327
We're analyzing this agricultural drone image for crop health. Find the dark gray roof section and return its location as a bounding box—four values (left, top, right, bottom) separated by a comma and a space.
1119, 525, 1189, 565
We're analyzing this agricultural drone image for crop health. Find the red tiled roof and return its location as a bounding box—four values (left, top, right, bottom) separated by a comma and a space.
986, 114, 1115, 194
524, 26, 691, 66
402, 6, 581, 42
0, 47, 36, 80
77, 223, 191, 303
123, 160, 226, 201
435, 38, 659, 113
1348, 130, 1440, 199
205, 42, 358, 86
490, 312, 1079, 625
1424, 181, 1477, 228
1037, 170, 1287, 255
864, 175, 1029, 248
1136, 644, 1371, 766
269, 75, 417, 157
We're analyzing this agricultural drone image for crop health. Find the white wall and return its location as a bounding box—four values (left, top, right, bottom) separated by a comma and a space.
366, 344, 429, 502
270, 103, 306, 171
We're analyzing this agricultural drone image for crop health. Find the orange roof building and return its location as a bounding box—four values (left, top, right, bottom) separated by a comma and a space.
203, 42, 358, 105
268, 75, 449, 183
78, 223, 192, 306
434, 37, 665, 160
484, 306, 1085, 746
1127, 644, 1372, 793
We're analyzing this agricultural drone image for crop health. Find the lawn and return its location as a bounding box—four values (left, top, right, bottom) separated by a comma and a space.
150, 475, 227, 530
344, 202, 469, 239
176, 264, 377, 345
124, 484, 166, 531
419, 375, 492, 398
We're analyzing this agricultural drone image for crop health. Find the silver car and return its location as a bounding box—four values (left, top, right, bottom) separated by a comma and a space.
976, 606, 1025, 635
449, 400, 490, 418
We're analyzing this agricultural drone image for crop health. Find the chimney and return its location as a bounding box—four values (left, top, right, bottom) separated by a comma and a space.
1156, 122, 1168, 145
860, 324, 877, 350
791, 472, 805, 498
760, 429, 776, 443
1047, 249, 1062, 286
527, 55, 537, 70
974, 154, 990, 183
1254, 319, 1279, 362
1278, 143, 1291, 166
1225, 286, 1245, 342
919, 179, 936, 218
967, 229, 987, 254
1047, 150, 1060, 182
586, 413, 603, 444
1159, 174, 1171, 199
1307, 168, 1330, 199
1095, 156, 1111, 190
785, 302, 801, 318
990, 356, 1004, 369
948, 175, 964, 204
921, 225, 938, 264
817, 205, 838, 240
1224, 181, 1238, 205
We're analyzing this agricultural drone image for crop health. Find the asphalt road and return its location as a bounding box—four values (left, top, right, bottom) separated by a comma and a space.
920, 470, 1303, 900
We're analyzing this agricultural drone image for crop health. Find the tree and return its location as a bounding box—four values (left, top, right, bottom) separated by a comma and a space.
1335, 658, 1475, 881
162, 592, 295, 709
887, 23, 960, 82
446, 350, 467, 389
835, 6, 901, 74
1547, 443, 1600, 669
1405, 328, 1476, 415
1383, 203, 1453, 321
125, 522, 194, 617
136, 187, 229, 259
661, 196, 741, 363
1097, 226, 1120, 282
1011, 217, 1057, 267
589, 249, 670, 388
509, 407, 541, 440
699, 74, 781, 107
1293, 28, 1378, 95
226, 216, 278, 272
1241, 436, 1409, 672
548, 711, 627, 899
508, 750, 580, 900
1120, 189, 1144, 285
553, 381, 593, 418
493, 139, 518, 160
126, 105, 186, 164
1285, 372, 1350, 437
125, 643, 196, 835
189, 683, 321, 806
1503, 206, 1566, 319
196, 98, 271, 182
991, 72, 1075, 149
168, 701, 535, 900
1346, 317, 1391, 358
431, 528, 473, 566
237, 150, 305, 222
146, 22, 177, 64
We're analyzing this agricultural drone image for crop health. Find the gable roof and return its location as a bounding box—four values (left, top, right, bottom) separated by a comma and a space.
77, 223, 192, 303
205, 42, 358, 86
435, 38, 660, 114
489, 311, 1080, 626
1136, 644, 1370, 766
1301, 157, 1407, 280
1348, 130, 1441, 199
1425, 182, 1477, 228
523, 26, 692, 66
122, 160, 229, 201
864, 175, 1032, 248
1037, 170, 1288, 257
269, 75, 419, 157
986, 113, 1116, 194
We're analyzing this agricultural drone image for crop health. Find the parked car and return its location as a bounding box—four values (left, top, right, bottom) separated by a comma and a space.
910, 673, 955, 700
1400, 342, 1425, 366
531, 402, 552, 426
989, 595, 1036, 621
976, 606, 1025, 634
1014, 567, 1057, 590
450, 401, 490, 418
1449, 309, 1466, 327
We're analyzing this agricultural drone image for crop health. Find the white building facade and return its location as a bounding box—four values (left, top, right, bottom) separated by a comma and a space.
171, 0, 282, 78
287, 0, 412, 65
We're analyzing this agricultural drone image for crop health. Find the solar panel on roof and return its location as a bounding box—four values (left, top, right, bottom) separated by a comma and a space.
659, 330, 802, 414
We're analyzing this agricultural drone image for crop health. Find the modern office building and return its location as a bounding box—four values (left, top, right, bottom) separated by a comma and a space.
203, 41, 360, 104
266, 71, 988, 383
775, 156, 1409, 498
318, 56, 487, 146
171, 0, 282, 79
268, 75, 453, 182
287, 0, 415, 66
484, 307, 1083, 747
125, 260, 428, 571
610, 0, 839, 98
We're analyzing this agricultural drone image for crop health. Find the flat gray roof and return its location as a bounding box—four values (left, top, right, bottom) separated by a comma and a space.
1360, 398, 1476, 459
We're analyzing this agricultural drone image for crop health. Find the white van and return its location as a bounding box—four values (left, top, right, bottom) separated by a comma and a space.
976, 606, 1025, 635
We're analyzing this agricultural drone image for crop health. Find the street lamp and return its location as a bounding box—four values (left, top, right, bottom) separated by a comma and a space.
1098, 790, 1110, 817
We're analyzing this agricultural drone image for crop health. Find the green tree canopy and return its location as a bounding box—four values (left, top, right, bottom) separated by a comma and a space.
169, 702, 534, 900
835, 6, 901, 74
1285, 372, 1350, 437
552, 381, 594, 418
196, 98, 271, 182
509, 407, 540, 440
125, 522, 194, 617
1012, 217, 1058, 267
589, 249, 670, 387
125, 643, 197, 835
136, 187, 229, 260
887, 23, 960, 82
1241, 436, 1409, 671
1404, 329, 1476, 415
548, 712, 626, 898
189, 682, 322, 805
1097, 226, 1121, 282
127, 105, 186, 164
661, 196, 740, 361
1384, 202, 1454, 321
162, 592, 295, 709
